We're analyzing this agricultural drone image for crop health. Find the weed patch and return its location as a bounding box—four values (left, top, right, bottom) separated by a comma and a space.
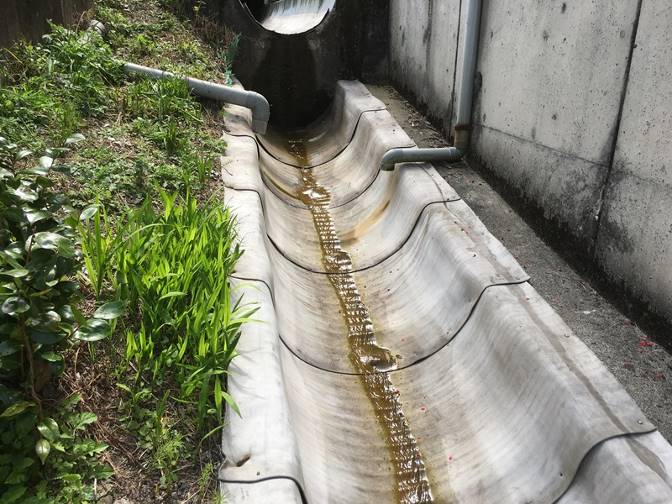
0, 26, 123, 151
78, 193, 253, 499
1, 0, 246, 501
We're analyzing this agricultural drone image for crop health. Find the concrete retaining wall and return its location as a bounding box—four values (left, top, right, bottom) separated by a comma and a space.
0, 0, 90, 48
389, 0, 462, 134
388, 0, 672, 323
596, 0, 672, 323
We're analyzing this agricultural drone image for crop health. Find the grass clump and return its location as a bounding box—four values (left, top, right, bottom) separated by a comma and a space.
0, 25, 123, 151
123, 78, 199, 123
115, 194, 247, 426
79, 192, 254, 495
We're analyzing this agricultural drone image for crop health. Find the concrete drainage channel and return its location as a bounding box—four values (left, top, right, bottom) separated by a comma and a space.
211, 1, 672, 503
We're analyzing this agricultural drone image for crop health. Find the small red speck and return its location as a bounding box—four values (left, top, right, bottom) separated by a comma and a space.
623, 362, 635, 370
420, 406, 427, 413
653, 372, 666, 382
448, 455, 453, 462
639, 340, 655, 348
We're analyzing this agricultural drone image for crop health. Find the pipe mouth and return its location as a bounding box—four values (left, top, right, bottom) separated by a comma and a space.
240, 0, 336, 35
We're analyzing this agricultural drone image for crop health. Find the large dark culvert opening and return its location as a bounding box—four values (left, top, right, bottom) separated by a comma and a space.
223, 0, 389, 129
251, 36, 331, 130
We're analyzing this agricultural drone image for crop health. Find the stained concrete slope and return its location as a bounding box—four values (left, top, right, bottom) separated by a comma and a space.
218, 81, 672, 502
222, 131, 459, 271
220, 279, 304, 503
560, 431, 672, 503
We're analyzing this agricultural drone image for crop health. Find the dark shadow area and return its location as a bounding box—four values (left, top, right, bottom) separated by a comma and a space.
251, 36, 330, 129
196, 0, 389, 129
240, 0, 266, 19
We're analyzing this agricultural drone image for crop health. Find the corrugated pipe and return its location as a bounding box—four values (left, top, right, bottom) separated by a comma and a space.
380, 147, 462, 172
454, 0, 482, 151
88, 21, 270, 134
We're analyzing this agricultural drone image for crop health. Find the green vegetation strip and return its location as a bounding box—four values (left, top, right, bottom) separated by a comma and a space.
0, 1, 247, 502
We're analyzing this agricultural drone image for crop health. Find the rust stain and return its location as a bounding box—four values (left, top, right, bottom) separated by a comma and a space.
341, 199, 391, 245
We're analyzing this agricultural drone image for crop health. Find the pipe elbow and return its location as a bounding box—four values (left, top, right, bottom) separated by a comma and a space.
380, 149, 401, 172
91, 20, 269, 135
380, 147, 463, 172
246, 92, 271, 135
88, 20, 107, 37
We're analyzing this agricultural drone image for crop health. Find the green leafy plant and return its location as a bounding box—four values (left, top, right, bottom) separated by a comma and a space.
78, 204, 115, 299
124, 78, 199, 124
92, 192, 254, 494
196, 461, 220, 503
147, 119, 189, 158
35, 394, 113, 503
2, 1, 244, 500
0, 137, 122, 501
129, 34, 157, 58
116, 385, 183, 488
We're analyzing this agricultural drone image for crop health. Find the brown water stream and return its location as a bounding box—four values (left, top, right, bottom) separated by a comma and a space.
288, 138, 434, 503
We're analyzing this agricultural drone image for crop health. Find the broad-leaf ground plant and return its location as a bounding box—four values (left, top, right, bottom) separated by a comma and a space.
0, 137, 121, 502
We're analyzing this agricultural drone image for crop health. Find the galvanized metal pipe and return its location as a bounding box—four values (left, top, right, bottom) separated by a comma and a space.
124, 63, 270, 134
380, 147, 463, 171
454, 0, 483, 151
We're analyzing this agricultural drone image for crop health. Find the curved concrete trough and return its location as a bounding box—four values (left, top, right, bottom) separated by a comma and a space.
218, 81, 672, 503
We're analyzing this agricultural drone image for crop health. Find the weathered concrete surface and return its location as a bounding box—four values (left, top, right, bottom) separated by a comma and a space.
387, 0, 672, 326
367, 84, 672, 441
0, 0, 90, 48
389, 0, 461, 134
596, 0, 672, 323
471, 0, 639, 245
